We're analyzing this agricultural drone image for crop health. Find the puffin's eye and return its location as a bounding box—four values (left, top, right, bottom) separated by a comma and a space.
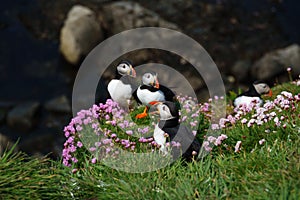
122, 65, 126, 68
147, 75, 150, 79
262, 84, 267, 88
162, 106, 166, 111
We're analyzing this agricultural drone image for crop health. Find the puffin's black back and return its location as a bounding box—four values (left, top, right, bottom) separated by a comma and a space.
159, 85, 176, 102
163, 101, 179, 120
95, 78, 110, 104
237, 83, 260, 97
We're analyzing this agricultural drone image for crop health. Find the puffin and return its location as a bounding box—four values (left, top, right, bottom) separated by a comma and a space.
153, 101, 201, 161
234, 81, 272, 107
107, 60, 137, 109
133, 72, 176, 119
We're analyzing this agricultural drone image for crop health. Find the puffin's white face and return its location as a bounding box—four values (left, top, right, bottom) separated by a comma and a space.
157, 103, 174, 120
142, 73, 159, 88
117, 62, 136, 77
253, 83, 271, 95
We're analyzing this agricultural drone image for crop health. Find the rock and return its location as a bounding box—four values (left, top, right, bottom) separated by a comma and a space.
251, 44, 300, 80
60, 5, 103, 65
101, 2, 179, 34
232, 60, 251, 82
7, 102, 40, 132
0, 133, 18, 156
45, 95, 71, 113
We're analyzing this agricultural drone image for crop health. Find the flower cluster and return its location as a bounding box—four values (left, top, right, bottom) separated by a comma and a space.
62, 95, 207, 168
205, 90, 300, 153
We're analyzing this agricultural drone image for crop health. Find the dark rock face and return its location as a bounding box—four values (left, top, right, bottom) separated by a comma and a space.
101, 1, 179, 34
251, 44, 300, 80
45, 95, 71, 113
7, 102, 40, 132
232, 60, 251, 82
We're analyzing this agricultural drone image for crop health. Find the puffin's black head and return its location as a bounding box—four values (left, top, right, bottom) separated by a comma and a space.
252, 81, 272, 96
116, 60, 136, 78
142, 72, 160, 89
156, 101, 179, 120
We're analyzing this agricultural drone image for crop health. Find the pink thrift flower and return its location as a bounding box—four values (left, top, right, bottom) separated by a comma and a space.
241, 118, 247, 124
203, 141, 212, 152
118, 123, 125, 129
105, 115, 110, 120
192, 130, 197, 136
83, 117, 92, 125
227, 115, 236, 124
65, 131, 70, 138
190, 121, 197, 127
92, 123, 99, 130
219, 118, 227, 128
76, 125, 83, 132
71, 157, 78, 163
207, 136, 216, 143
102, 139, 112, 145
234, 141, 242, 152
259, 139, 265, 145
126, 130, 133, 135
211, 124, 220, 130
89, 147, 96, 152
91, 158, 97, 164
77, 141, 83, 148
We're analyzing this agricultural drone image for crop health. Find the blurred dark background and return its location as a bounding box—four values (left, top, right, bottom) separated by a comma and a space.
0, 0, 299, 158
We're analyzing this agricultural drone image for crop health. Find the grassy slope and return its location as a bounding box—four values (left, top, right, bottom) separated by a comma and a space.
0, 82, 299, 200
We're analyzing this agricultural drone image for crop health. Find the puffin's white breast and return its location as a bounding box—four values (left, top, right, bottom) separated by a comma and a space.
137, 87, 165, 105
234, 96, 263, 107
154, 124, 167, 153
107, 79, 132, 105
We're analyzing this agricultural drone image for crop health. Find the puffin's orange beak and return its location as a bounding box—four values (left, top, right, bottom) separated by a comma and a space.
267, 89, 273, 97
129, 66, 136, 77
154, 76, 160, 89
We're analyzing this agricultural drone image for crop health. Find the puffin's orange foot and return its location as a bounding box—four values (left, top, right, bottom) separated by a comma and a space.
135, 112, 148, 119
135, 107, 148, 119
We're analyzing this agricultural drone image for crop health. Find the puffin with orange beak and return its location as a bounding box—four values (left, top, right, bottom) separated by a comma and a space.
234, 81, 272, 107
107, 60, 137, 109
133, 72, 176, 119
153, 101, 201, 161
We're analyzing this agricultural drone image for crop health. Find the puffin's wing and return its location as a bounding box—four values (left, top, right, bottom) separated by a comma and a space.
163, 125, 200, 160
121, 76, 139, 91
95, 79, 110, 104
159, 85, 176, 102
132, 88, 142, 104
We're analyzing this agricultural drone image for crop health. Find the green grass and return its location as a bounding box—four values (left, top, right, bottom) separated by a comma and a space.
1, 82, 299, 199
